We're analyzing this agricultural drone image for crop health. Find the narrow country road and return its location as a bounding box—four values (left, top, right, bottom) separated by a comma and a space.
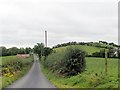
6, 55, 56, 88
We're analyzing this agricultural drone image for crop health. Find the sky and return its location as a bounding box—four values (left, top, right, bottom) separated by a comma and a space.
0, 0, 118, 48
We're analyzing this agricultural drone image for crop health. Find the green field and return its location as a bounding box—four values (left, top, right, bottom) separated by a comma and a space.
85, 57, 118, 76
41, 57, 118, 88
54, 45, 101, 55
0, 56, 34, 89
1, 56, 33, 66
41, 45, 118, 88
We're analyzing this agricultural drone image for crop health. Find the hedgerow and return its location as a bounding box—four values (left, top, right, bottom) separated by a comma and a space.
43, 46, 86, 76
1, 56, 34, 77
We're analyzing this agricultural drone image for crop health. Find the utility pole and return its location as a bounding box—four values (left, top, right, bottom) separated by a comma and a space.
45, 31, 47, 47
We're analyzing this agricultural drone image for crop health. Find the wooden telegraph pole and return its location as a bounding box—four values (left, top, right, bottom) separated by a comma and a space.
105, 49, 108, 74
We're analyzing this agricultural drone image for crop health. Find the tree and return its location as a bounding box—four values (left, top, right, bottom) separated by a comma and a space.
43, 47, 53, 59
0, 47, 7, 56
109, 42, 114, 46
7, 47, 19, 55
25, 47, 32, 54
18, 48, 26, 54
33, 43, 44, 58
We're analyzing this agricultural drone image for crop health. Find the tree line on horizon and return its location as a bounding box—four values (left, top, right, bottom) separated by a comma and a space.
1, 41, 120, 58
52, 41, 119, 49
52, 41, 120, 58
0, 43, 52, 57
0, 47, 32, 56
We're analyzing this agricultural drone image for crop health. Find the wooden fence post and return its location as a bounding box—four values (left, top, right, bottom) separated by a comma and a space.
105, 49, 108, 74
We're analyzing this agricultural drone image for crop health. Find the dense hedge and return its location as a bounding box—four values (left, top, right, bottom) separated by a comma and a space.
42, 47, 86, 76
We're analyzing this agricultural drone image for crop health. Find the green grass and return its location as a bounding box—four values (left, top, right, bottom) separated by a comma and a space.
1, 56, 33, 65
40, 57, 118, 88
54, 45, 101, 55
0, 56, 34, 89
2, 65, 32, 89
1, 56, 18, 65
85, 57, 118, 76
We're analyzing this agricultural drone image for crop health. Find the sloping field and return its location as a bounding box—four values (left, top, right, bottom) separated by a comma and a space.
54, 45, 101, 55
41, 57, 118, 88
41, 45, 118, 88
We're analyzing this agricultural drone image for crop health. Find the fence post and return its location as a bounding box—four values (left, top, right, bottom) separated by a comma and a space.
105, 49, 108, 74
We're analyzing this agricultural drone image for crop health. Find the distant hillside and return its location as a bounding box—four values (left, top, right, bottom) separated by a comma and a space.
53, 41, 119, 56
54, 45, 101, 56
53, 41, 118, 49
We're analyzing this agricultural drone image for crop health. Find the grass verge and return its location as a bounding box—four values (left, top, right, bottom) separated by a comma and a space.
0, 56, 34, 89
2, 64, 32, 89
40, 57, 118, 88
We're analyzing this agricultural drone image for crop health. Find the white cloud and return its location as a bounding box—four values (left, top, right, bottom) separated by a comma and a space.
0, 0, 118, 48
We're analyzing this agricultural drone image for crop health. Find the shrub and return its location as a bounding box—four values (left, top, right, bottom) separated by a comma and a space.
92, 52, 101, 57
1, 56, 34, 76
43, 46, 86, 76
43, 47, 53, 60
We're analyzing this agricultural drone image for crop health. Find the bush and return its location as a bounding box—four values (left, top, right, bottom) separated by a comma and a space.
92, 49, 105, 58
1, 56, 34, 76
43, 47, 86, 76
43, 47, 53, 58
92, 52, 101, 57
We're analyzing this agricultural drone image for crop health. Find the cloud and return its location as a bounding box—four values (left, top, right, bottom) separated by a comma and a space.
0, 0, 118, 48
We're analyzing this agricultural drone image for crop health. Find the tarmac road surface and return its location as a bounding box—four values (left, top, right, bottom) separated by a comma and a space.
6, 55, 56, 88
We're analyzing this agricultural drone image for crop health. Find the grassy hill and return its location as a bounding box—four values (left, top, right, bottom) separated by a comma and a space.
41, 44, 118, 88
41, 57, 118, 88
54, 45, 103, 56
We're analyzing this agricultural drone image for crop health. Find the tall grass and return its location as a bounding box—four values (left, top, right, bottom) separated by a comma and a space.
40, 44, 118, 88
1, 56, 34, 89
40, 57, 118, 88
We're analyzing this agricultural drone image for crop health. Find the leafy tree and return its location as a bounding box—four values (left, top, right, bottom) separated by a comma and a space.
33, 43, 44, 58
0, 47, 7, 56
25, 47, 32, 54
18, 48, 26, 54
43, 47, 53, 59
109, 42, 114, 46
1, 46, 33, 56
7, 47, 19, 55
